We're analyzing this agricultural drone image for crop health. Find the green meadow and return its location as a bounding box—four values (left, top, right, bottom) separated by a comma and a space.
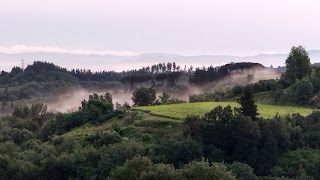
134, 102, 313, 119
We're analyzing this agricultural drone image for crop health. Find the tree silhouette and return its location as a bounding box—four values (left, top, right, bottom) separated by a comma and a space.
285, 46, 312, 84
238, 87, 259, 121
132, 87, 156, 106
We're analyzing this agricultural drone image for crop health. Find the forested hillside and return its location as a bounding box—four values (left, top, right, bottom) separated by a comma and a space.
1, 46, 320, 179
0, 59, 277, 116
1, 91, 320, 179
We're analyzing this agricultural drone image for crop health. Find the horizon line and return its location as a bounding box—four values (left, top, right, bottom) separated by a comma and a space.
0, 44, 314, 57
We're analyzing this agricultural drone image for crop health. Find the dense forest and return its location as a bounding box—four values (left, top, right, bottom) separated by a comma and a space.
1, 90, 320, 179
189, 62, 264, 84
0, 46, 320, 179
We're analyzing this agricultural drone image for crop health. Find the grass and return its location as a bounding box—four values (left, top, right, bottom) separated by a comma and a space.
63, 112, 182, 139
134, 102, 313, 119
63, 117, 119, 138
64, 102, 313, 139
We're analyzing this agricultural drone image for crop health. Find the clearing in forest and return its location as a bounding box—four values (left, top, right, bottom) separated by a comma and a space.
134, 102, 313, 119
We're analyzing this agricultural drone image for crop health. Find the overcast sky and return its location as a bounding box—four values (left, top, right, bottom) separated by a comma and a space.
0, 0, 319, 56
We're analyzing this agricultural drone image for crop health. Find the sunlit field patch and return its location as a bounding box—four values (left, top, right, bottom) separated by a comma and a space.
134, 102, 313, 120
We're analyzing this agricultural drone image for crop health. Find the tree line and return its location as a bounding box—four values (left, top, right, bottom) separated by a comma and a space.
189, 62, 264, 84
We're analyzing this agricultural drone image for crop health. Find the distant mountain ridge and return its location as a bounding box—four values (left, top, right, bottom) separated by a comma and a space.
0, 50, 319, 72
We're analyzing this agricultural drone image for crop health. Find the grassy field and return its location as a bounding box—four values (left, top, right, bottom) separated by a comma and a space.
63, 112, 182, 138
134, 102, 313, 119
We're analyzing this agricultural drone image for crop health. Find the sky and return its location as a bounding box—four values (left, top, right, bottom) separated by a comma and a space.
0, 0, 319, 56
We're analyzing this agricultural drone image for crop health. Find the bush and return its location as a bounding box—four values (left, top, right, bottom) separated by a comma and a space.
189, 93, 221, 103
84, 131, 122, 147
283, 78, 314, 105
227, 162, 258, 180
182, 161, 236, 180
132, 87, 156, 106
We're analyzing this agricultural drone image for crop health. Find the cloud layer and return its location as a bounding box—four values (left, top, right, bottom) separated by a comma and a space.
0, 45, 138, 56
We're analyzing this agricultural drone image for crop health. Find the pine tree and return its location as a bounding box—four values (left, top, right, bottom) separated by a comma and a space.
238, 87, 259, 121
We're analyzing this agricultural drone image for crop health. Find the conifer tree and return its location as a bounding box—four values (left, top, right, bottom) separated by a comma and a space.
238, 87, 259, 121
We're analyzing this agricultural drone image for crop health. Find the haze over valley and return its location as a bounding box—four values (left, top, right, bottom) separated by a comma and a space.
1, 47, 320, 72
1, 0, 320, 179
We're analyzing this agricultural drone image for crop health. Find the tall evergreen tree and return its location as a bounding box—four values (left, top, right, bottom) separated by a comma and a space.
285, 46, 312, 84
238, 87, 259, 121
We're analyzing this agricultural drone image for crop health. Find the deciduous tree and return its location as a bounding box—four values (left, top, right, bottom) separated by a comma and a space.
285, 46, 312, 84
132, 87, 156, 106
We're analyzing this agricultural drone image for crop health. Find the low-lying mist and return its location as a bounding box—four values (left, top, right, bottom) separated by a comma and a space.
45, 67, 280, 113
45, 86, 203, 113
46, 89, 133, 113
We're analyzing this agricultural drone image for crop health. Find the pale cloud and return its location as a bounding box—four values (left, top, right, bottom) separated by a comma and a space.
0, 45, 138, 56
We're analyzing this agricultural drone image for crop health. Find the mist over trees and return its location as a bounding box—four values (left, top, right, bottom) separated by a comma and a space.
1, 45, 320, 179
189, 62, 264, 84
189, 46, 320, 108
0, 61, 190, 114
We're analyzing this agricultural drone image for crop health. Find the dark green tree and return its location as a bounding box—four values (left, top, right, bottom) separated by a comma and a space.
158, 92, 171, 104
285, 46, 312, 84
284, 78, 314, 105
227, 162, 258, 180
108, 156, 153, 180
238, 87, 259, 121
132, 87, 156, 106
154, 139, 203, 167
182, 161, 236, 180
155, 73, 167, 85
167, 72, 183, 85
139, 163, 184, 180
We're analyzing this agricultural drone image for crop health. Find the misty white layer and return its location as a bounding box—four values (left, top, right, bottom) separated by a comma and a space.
0, 45, 138, 56
1, 46, 320, 72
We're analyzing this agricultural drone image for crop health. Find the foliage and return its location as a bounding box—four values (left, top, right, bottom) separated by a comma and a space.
0, 95, 320, 179
285, 46, 312, 85
45, 93, 119, 135
158, 92, 171, 104
155, 92, 186, 105
109, 157, 236, 180
84, 131, 122, 147
283, 78, 314, 105
97, 140, 147, 178
152, 139, 203, 166
139, 163, 183, 180
182, 106, 320, 176
167, 71, 183, 85
272, 149, 320, 179
154, 73, 168, 85
1, 54, 320, 179
134, 102, 312, 120
132, 87, 156, 106
238, 87, 259, 121
120, 74, 152, 90
200, 106, 261, 165
189, 62, 263, 84
189, 92, 223, 102
108, 156, 154, 180
182, 161, 236, 180
227, 162, 258, 180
